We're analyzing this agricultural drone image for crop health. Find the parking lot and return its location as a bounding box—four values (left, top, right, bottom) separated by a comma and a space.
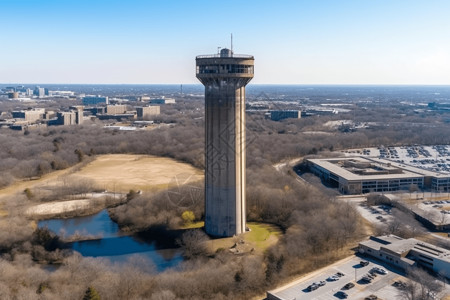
267, 255, 447, 300
348, 145, 450, 175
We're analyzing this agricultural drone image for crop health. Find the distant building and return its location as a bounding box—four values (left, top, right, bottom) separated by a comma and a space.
82, 96, 109, 105
303, 109, 338, 116
428, 102, 450, 111
70, 106, 84, 125
106, 104, 127, 115
43, 111, 56, 120
137, 96, 151, 102
50, 91, 75, 97
359, 235, 450, 278
12, 108, 45, 123
33, 86, 45, 98
86, 107, 106, 116
97, 113, 136, 121
149, 97, 176, 104
270, 110, 301, 121
8, 92, 19, 99
55, 111, 77, 125
15, 86, 26, 93
135, 106, 160, 118
10, 123, 47, 131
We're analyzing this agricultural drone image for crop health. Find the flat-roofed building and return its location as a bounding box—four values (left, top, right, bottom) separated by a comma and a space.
97, 113, 136, 121
12, 108, 45, 123
307, 157, 441, 194
135, 106, 160, 118
270, 110, 301, 121
149, 97, 175, 104
8, 92, 19, 99
359, 235, 450, 278
70, 106, 84, 125
106, 104, 127, 115
83, 96, 109, 105
56, 111, 76, 125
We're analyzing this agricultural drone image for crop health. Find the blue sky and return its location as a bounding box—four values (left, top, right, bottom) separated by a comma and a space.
1, 0, 449, 84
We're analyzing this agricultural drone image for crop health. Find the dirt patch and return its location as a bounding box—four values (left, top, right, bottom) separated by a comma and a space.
27, 199, 97, 217
67, 154, 203, 192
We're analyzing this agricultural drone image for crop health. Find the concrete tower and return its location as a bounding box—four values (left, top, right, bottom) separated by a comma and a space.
196, 48, 254, 237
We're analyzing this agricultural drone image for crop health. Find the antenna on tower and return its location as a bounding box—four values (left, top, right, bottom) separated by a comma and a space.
231, 33, 233, 54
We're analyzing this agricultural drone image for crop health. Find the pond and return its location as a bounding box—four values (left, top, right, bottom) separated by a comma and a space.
39, 210, 183, 272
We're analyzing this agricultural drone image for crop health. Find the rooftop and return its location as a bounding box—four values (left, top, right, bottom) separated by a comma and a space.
308, 157, 430, 181
196, 54, 254, 59
360, 235, 450, 262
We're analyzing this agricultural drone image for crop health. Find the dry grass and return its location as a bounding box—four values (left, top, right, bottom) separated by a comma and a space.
67, 154, 203, 193
0, 154, 203, 217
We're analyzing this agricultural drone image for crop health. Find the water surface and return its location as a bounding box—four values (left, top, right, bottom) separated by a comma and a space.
39, 210, 182, 271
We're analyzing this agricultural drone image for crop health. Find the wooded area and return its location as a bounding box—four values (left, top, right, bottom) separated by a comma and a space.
0, 98, 449, 299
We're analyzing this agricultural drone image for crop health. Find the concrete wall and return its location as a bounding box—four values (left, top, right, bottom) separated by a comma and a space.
203, 82, 247, 237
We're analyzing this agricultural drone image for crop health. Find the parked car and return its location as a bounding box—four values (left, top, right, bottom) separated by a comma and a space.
307, 283, 319, 291
335, 291, 348, 299
372, 267, 388, 275
327, 275, 340, 281
342, 282, 355, 290
317, 280, 326, 286
361, 276, 372, 283
360, 260, 370, 267
365, 295, 378, 300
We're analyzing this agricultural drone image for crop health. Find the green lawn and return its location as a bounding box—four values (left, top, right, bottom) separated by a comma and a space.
180, 221, 204, 229
179, 221, 282, 252
246, 222, 282, 250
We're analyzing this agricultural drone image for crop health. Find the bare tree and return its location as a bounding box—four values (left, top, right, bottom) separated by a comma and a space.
177, 229, 209, 259
399, 267, 443, 300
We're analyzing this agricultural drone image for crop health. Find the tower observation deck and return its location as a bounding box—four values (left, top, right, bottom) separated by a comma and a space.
196, 48, 254, 237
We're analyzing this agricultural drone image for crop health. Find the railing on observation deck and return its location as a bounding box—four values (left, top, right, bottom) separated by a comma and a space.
196, 54, 254, 59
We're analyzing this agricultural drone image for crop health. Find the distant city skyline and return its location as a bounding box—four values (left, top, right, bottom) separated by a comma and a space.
1, 0, 450, 85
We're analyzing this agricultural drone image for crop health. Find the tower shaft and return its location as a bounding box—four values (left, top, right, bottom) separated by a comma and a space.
196, 50, 254, 237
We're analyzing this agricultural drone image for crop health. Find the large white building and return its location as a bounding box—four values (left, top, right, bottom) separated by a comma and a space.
307, 157, 450, 194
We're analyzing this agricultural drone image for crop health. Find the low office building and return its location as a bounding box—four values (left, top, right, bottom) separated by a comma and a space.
8, 92, 19, 99
270, 110, 301, 121
149, 97, 175, 104
307, 156, 450, 194
12, 108, 45, 123
97, 113, 136, 121
359, 235, 450, 278
56, 111, 77, 125
106, 104, 127, 115
135, 106, 160, 118
82, 96, 109, 105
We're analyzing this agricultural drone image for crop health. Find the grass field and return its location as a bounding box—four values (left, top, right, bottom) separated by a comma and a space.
69, 154, 203, 192
0, 154, 203, 217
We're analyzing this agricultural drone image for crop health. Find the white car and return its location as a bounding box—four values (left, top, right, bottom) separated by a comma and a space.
373, 267, 388, 275
327, 275, 339, 281
315, 280, 326, 286
378, 268, 388, 275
